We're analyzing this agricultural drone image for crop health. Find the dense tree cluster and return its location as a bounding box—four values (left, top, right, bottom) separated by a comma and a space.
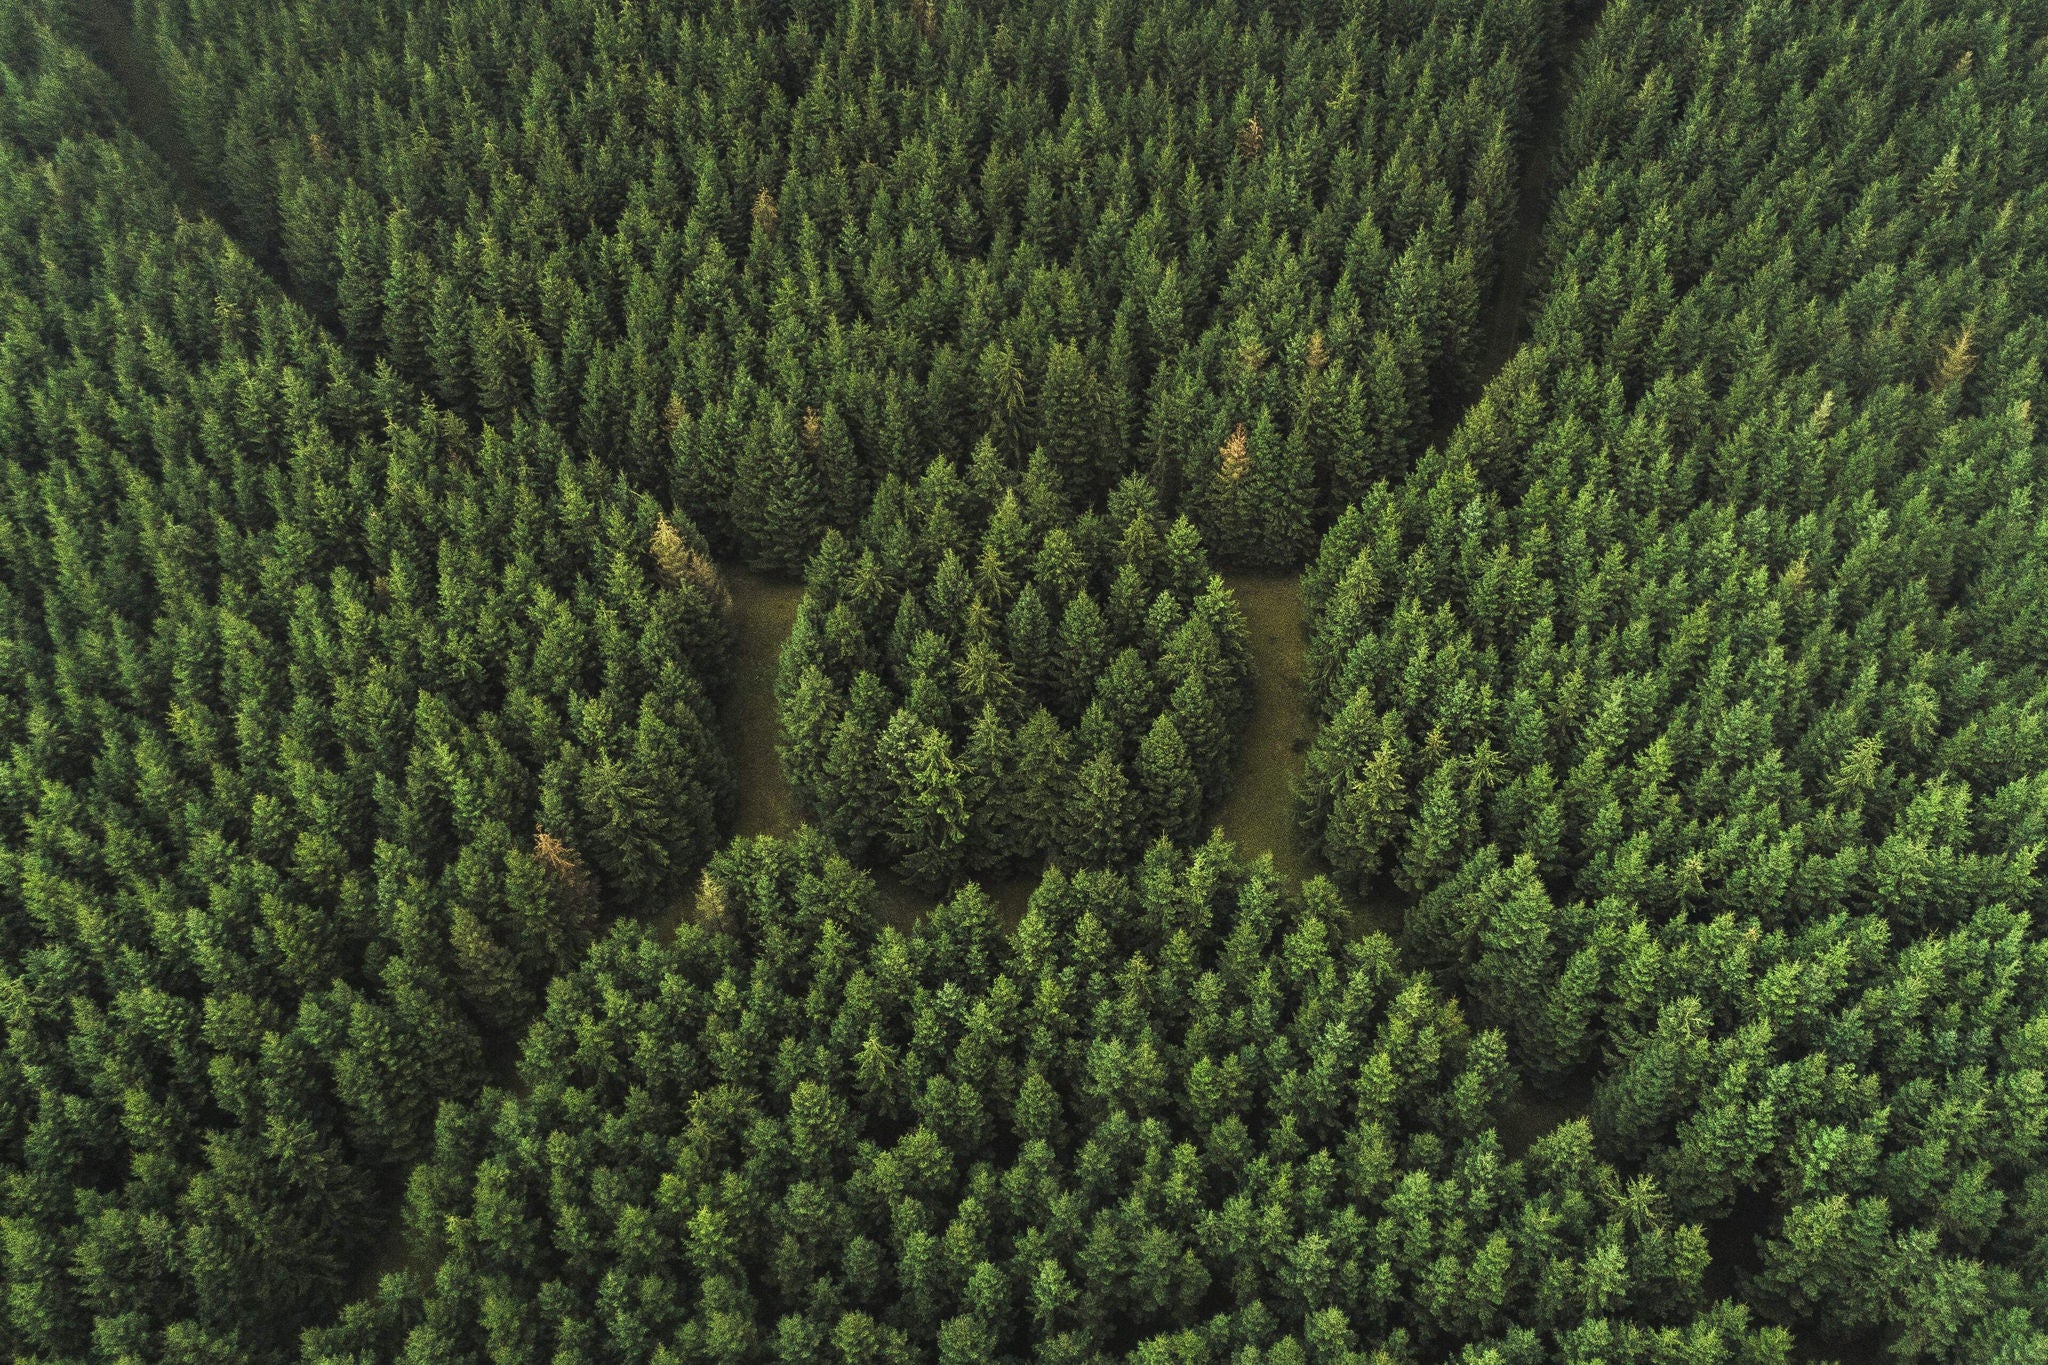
1301, 0, 2047, 916
304, 830, 1794, 1365
777, 460, 1251, 887
0, 20, 731, 1360
134, 0, 1561, 570
1298, 0, 2048, 1354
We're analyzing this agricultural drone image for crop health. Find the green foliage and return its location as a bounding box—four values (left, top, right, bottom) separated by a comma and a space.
778, 469, 1252, 887
133, 0, 1562, 570
1299, 0, 2048, 1354
5, 0, 2048, 1359
303, 831, 1791, 1365
0, 32, 732, 1359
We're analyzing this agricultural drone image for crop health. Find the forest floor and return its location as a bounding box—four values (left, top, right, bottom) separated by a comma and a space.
78, 0, 196, 195
1211, 577, 1408, 937
720, 571, 1338, 934
1495, 1072, 1598, 1158
1424, 0, 1604, 451
1212, 575, 1315, 885
722, 570, 806, 841
1404, 0, 1614, 1152
77, 0, 284, 280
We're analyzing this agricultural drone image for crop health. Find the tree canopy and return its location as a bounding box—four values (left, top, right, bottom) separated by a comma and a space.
0, 13, 731, 1357
304, 830, 1794, 1365
134, 0, 1560, 570
1296, 0, 2048, 1354
0, 0, 2044, 1360
777, 461, 1251, 887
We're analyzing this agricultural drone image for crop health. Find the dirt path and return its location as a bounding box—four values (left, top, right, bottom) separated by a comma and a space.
1424, 0, 1610, 451
720, 571, 1036, 928
1203, 0, 1612, 903
84, 0, 1615, 1191
1472, 2, 1607, 384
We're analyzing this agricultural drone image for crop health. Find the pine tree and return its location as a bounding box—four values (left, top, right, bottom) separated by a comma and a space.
813, 401, 862, 528
1006, 585, 1055, 698
1013, 707, 1072, 859
962, 703, 1023, 872
1057, 751, 1142, 868
427, 275, 473, 416
734, 403, 824, 573
333, 195, 384, 353
1325, 741, 1407, 886
892, 727, 970, 890
1397, 760, 1469, 892
820, 708, 888, 859
780, 666, 842, 799
1055, 591, 1109, 719
1135, 714, 1201, 842
379, 220, 431, 377
978, 340, 1034, 460
1038, 341, 1101, 495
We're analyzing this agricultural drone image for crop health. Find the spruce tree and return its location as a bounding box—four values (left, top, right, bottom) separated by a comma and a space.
1058, 751, 1142, 869
1136, 714, 1201, 842
734, 403, 824, 573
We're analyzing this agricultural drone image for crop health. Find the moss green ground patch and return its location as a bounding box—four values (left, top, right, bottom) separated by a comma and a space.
1213, 574, 1317, 888
874, 868, 1039, 934
724, 569, 806, 839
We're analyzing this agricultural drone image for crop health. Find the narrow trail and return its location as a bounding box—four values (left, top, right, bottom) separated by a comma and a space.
79, 0, 1619, 1261
1435, 0, 1614, 1155
1425, 0, 1608, 452
1212, 575, 1319, 879
1472, 2, 1606, 386
1230, 0, 1613, 919
76, 0, 284, 281
717, 571, 1037, 930
722, 571, 806, 841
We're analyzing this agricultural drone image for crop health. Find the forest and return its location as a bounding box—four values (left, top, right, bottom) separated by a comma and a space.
0, 0, 2042, 1361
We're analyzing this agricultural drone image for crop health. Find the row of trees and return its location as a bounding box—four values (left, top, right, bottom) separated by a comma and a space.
303, 830, 1797, 1365
135, 0, 1566, 569
0, 14, 734, 1360
776, 458, 1252, 886
1297, 0, 2048, 1355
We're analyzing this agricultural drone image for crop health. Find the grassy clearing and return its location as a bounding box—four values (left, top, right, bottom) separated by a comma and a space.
873, 868, 1040, 934
1212, 574, 1318, 888
723, 569, 806, 839
645, 569, 799, 947
1495, 1073, 1598, 1158
1212, 573, 1408, 938
719, 570, 1041, 931
715, 568, 1370, 938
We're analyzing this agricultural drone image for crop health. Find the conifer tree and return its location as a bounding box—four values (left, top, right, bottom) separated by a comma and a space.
1136, 714, 1201, 842
1058, 750, 1143, 868
735, 403, 825, 573
891, 728, 970, 890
